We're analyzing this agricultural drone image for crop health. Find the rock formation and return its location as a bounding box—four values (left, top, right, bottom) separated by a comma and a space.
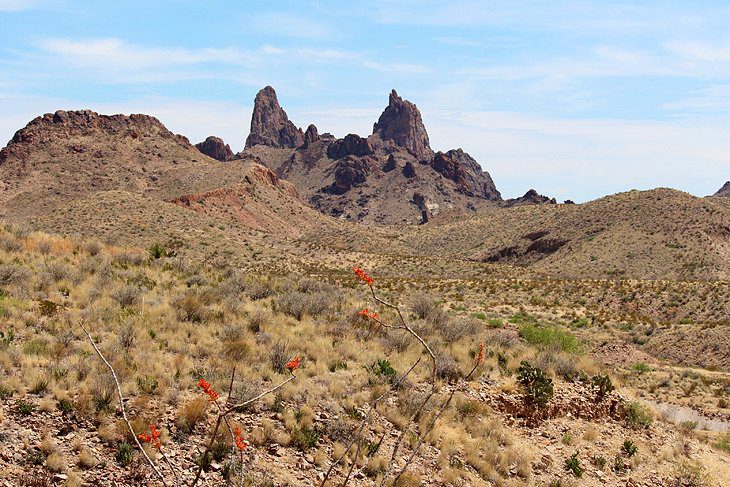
195, 136, 234, 162
430, 149, 501, 200
327, 134, 374, 159
245, 86, 304, 149
303, 124, 320, 147
242, 86, 502, 224
372, 90, 433, 161
504, 189, 557, 207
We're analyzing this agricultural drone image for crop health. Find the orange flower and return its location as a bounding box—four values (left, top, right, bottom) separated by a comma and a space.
353, 267, 373, 286
138, 424, 162, 450
234, 425, 247, 451
197, 378, 219, 402
476, 342, 485, 366
358, 308, 378, 320
285, 355, 301, 372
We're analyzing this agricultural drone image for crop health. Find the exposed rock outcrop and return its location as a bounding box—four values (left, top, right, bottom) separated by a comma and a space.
195, 136, 234, 162
403, 160, 417, 178
304, 124, 320, 147
430, 149, 501, 200
504, 189, 557, 207
324, 156, 377, 195
713, 181, 730, 197
383, 154, 396, 172
327, 134, 374, 159
245, 86, 304, 149
372, 90, 433, 161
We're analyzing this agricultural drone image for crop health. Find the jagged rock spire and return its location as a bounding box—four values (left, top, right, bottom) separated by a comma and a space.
245, 86, 304, 149
372, 89, 432, 161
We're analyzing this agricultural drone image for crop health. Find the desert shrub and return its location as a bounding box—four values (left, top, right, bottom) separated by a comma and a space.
111, 285, 141, 308
247, 308, 271, 333
411, 294, 438, 320
176, 396, 209, 433
174, 292, 208, 323
117, 321, 137, 349
486, 329, 519, 348
46, 262, 69, 282
116, 442, 134, 466
85, 240, 102, 256
0, 264, 31, 287
113, 252, 145, 268
269, 341, 292, 374
565, 452, 584, 478
715, 432, 730, 454
673, 461, 709, 486
622, 439, 638, 457
591, 374, 615, 400
1, 236, 24, 253
633, 362, 651, 374
435, 353, 461, 381
371, 359, 397, 379
517, 361, 554, 409
624, 401, 652, 428
219, 272, 276, 301
519, 324, 582, 354
291, 427, 320, 451
439, 317, 481, 344
148, 243, 169, 260
275, 291, 331, 320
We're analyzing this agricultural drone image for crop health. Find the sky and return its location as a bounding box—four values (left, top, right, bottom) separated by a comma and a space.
1, 0, 729, 202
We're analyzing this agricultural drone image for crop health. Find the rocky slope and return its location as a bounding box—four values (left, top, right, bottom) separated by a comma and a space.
244, 87, 502, 224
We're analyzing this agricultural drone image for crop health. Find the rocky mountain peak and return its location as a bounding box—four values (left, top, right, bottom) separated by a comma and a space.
245, 86, 304, 149
372, 89, 432, 161
195, 136, 234, 162
713, 181, 730, 197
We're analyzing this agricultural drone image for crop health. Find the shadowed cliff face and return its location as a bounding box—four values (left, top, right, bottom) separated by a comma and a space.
245, 86, 304, 149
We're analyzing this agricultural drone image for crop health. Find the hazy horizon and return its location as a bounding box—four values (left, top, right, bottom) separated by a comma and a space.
1, 0, 729, 202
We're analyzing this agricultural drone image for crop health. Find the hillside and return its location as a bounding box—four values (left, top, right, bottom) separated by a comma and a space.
397, 188, 730, 280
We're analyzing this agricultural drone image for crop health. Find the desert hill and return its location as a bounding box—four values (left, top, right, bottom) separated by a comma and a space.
394, 188, 730, 280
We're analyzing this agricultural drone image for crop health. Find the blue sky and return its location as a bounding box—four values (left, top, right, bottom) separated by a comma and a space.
1, 0, 729, 201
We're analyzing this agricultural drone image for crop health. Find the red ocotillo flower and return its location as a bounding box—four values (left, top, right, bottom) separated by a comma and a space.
285, 355, 301, 373
197, 378, 219, 402
358, 308, 378, 320
353, 267, 373, 286
233, 425, 248, 451
138, 424, 162, 450
476, 342, 485, 366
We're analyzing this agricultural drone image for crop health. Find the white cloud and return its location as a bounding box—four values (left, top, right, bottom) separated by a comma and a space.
0, 0, 38, 11
38, 38, 248, 71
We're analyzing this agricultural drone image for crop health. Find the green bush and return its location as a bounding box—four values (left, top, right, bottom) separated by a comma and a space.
591, 374, 615, 400
622, 439, 638, 457
624, 401, 652, 428
517, 361, 554, 409
565, 452, 584, 478
519, 324, 582, 354
116, 442, 134, 466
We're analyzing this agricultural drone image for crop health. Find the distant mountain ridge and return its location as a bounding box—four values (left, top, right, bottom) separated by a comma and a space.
238, 86, 503, 224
